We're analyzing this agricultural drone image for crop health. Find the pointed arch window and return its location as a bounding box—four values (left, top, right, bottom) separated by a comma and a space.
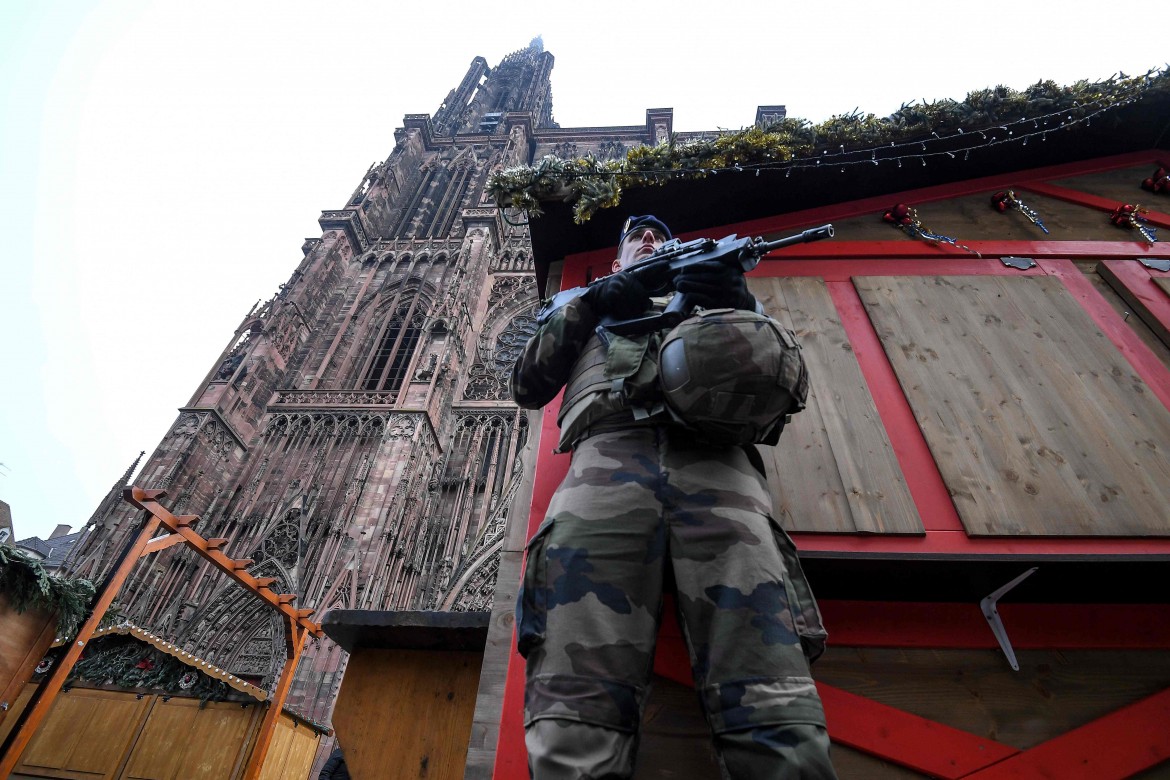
357, 296, 426, 393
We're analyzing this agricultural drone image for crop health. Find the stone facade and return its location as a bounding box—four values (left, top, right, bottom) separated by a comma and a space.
61, 38, 684, 727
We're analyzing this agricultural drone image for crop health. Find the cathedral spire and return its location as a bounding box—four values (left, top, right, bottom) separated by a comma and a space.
432, 41, 556, 137
87, 450, 145, 527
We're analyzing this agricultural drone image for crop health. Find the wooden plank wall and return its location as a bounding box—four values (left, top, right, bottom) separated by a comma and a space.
122, 698, 260, 780
332, 648, 482, 780
855, 274, 1170, 536
751, 277, 923, 534
0, 683, 37, 748
256, 714, 321, 780
16, 688, 153, 780
0, 596, 58, 733
6, 686, 316, 780
1050, 165, 1167, 208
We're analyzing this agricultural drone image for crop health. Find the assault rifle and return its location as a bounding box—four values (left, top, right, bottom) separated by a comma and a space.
589, 224, 835, 336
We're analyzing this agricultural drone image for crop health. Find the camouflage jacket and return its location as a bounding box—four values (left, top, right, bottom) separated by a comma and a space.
509, 294, 603, 411
511, 292, 677, 453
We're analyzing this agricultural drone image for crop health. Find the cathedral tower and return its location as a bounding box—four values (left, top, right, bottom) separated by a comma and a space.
65, 40, 559, 721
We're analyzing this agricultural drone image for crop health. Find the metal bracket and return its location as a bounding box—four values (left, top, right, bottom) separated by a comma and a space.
980, 567, 1038, 671
1001, 256, 1037, 270
1137, 257, 1170, 272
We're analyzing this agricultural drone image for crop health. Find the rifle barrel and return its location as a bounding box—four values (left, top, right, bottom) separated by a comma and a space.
757, 224, 834, 253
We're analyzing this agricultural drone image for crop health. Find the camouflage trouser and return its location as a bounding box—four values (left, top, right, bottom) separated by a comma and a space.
516, 428, 837, 779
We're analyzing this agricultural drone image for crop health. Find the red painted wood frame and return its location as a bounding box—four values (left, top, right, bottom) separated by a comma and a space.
493, 151, 1170, 778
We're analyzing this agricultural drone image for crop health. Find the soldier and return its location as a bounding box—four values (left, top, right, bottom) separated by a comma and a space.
511, 216, 837, 779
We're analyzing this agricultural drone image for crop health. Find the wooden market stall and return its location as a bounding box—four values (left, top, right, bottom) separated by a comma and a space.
321, 610, 490, 780
2, 624, 325, 780
486, 93, 1170, 777
0, 488, 325, 780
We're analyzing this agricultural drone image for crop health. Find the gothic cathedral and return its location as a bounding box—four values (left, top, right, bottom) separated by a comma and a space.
62, 39, 669, 723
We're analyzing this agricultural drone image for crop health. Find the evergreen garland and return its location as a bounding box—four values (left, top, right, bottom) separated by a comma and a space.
488, 69, 1169, 224
0, 544, 96, 638
39, 635, 237, 705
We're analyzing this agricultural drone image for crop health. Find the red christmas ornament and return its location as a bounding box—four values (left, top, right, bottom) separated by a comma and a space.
1141, 167, 1170, 194
883, 203, 913, 226
1110, 204, 1140, 227
1109, 203, 1157, 243
992, 189, 1050, 233
135, 658, 155, 671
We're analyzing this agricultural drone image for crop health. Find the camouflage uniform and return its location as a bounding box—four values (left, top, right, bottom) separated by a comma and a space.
512, 294, 836, 780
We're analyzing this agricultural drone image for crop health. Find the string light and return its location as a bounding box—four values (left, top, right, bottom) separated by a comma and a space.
533, 95, 1137, 181
491, 70, 1164, 222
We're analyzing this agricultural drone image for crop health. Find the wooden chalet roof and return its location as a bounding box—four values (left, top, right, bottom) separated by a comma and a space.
526, 88, 1170, 292
514, 87, 1170, 605
55, 623, 268, 700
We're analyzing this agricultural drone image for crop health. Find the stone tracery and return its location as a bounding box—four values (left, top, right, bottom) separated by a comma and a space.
64, 42, 565, 726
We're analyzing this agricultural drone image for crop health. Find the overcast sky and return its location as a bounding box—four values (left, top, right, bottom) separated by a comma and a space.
2, 0, 1166, 543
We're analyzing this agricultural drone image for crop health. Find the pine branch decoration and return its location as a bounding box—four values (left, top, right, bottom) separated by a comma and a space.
0, 544, 96, 638
39, 635, 237, 704
488, 69, 1168, 223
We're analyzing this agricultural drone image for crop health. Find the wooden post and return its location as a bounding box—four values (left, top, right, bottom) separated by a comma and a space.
243, 620, 309, 780
0, 505, 162, 777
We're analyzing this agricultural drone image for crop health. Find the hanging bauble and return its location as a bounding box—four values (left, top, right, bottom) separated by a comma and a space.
882, 203, 914, 226
1140, 168, 1170, 194
1109, 204, 1158, 243
882, 203, 981, 256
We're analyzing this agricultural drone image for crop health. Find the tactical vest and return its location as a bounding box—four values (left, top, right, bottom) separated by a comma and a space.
555, 321, 671, 453
554, 299, 807, 452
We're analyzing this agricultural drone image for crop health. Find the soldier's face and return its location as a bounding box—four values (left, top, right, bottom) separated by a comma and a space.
613, 227, 667, 273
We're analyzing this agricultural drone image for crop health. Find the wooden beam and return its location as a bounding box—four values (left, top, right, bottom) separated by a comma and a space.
750, 239, 1170, 262
123, 489, 320, 636
242, 627, 309, 780
1019, 181, 1170, 229
820, 601, 1170, 649
1097, 259, 1170, 349
818, 684, 1018, 779
692, 149, 1165, 239
827, 280, 965, 534
205, 537, 229, 551
964, 687, 1170, 779
142, 533, 185, 555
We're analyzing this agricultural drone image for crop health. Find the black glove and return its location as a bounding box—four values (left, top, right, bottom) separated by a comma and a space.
675, 260, 757, 311
581, 273, 650, 319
